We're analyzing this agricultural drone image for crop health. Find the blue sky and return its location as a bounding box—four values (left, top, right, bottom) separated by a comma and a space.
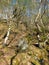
11, 0, 17, 5
11, 0, 49, 15
11, 0, 49, 5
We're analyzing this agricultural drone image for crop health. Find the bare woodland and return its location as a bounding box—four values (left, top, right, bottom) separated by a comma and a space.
0, 0, 49, 65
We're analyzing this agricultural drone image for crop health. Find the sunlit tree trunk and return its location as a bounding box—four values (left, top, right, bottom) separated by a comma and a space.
3, 15, 13, 46
3, 21, 11, 46
35, 0, 48, 32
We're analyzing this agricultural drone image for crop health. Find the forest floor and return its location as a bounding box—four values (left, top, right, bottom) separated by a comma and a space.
0, 21, 49, 65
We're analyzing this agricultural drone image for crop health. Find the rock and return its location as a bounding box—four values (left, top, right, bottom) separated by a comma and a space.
16, 38, 28, 52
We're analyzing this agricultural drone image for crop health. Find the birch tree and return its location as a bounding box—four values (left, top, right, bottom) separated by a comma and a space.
34, 0, 48, 32
3, 16, 13, 46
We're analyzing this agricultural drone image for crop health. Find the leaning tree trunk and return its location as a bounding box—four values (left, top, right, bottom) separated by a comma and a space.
3, 21, 11, 46
34, 0, 47, 33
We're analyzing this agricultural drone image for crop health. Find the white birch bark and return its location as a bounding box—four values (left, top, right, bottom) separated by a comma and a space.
4, 27, 10, 45
3, 15, 14, 46
35, 1, 45, 32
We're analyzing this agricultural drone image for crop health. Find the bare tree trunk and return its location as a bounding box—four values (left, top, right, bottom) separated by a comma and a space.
3, 20, 11, 46
3, 15, 14, 46
35, 0, 47, 32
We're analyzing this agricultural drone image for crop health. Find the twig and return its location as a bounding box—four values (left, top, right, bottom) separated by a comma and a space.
10, 54, 17, 65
